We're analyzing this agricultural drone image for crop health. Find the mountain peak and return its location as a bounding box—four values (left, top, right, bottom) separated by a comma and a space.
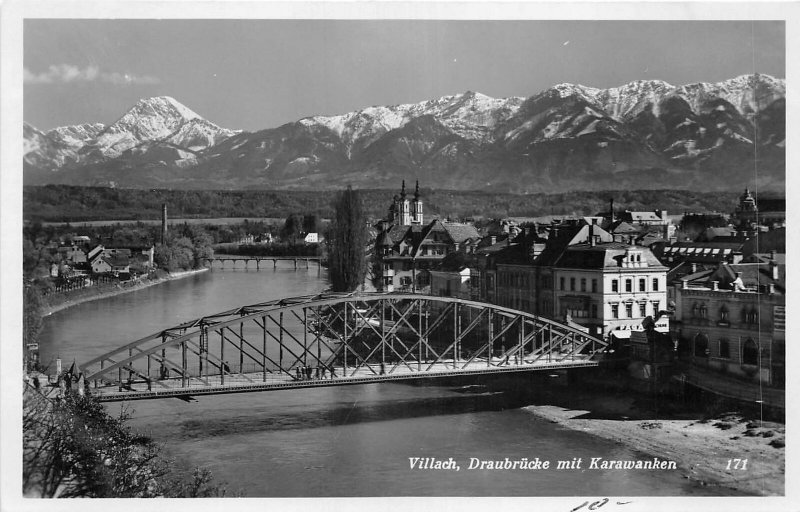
129, 96, 201, 122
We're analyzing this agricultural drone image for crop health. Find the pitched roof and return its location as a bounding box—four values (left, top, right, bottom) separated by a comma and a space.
443, 223, 480, 243
377, 230, 393, 247
554, 242, 666, 270
106, 254, 130, 268
608, 220, 641, 234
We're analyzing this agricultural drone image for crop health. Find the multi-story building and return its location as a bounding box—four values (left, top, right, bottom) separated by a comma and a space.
734, 188, 786, 229
376, 219, 479, 292
374, 182, 479, 292
670, 258, 785, 386
491, 221, 669, 339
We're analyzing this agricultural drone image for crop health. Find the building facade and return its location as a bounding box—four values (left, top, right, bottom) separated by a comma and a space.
671, 261, 785, 386
490, 222, 668, 339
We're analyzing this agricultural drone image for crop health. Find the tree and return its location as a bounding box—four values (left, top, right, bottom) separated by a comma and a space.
281, 214, 304, 242
23, 282, 45, 371
328, 187, 367, 292
23, 390, 235, 498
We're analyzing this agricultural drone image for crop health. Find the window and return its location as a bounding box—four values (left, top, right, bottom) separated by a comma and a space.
611, 279, 618, 292
742, 338, 758, 365
580, 278, 587, 292
570, 277, 576, 291
651, 301, 660, 315
611, 304, 619, 319
592, 279, 598, 293
639, 278, 646, 292
625, 303, 633, 318
694, 333, 709, 357
639, 303, 647, 318
625, 279, 632, 292
652, 278, 659, 291
720, 305, 729, 322
560, 277, 565, 290
719, 339, 730, 359
591, 304, 598, 318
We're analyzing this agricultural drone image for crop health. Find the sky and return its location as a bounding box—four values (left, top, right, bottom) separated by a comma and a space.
23, 19, 785, 132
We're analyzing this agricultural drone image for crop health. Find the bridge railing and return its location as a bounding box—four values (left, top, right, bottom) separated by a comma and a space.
80, 293, 608, 398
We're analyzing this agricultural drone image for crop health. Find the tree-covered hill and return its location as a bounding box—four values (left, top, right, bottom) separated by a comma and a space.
23, 185, 746, 223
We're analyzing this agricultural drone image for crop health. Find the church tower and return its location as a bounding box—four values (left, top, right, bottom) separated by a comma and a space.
411, 180, 423, 224
399, 180, 412, 225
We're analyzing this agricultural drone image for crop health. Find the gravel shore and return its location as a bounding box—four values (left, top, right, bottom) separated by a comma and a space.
523, 392, 785, 496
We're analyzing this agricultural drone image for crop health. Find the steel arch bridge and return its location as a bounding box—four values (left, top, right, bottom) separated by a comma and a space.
80, 293, 609, 402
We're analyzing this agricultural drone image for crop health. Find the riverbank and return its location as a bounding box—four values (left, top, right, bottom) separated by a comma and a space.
523, 390, 785, 496
42, 268, 209, 316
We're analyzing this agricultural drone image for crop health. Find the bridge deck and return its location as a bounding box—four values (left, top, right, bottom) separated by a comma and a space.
92, 356, 598, 402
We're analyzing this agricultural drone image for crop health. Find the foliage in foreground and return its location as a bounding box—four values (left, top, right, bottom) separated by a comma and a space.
23, 389, 235, 498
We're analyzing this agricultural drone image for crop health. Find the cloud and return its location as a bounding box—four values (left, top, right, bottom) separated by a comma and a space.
24, 64, 161, 85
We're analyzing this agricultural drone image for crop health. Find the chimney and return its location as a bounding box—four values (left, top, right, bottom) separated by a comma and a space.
681, 279, 688, 290
589, 224, 595, 246
769, 249, 776, 260
609, 198, 615, 223
161, 203, 168, 244
768, 283, 776, 294
691, 263, 697, 273
770, 261, 779, 280
490, 236, 497, 245
711, 280, 719, 291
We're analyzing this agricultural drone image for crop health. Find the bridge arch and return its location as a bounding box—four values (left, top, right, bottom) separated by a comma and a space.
80, 293, 608, 402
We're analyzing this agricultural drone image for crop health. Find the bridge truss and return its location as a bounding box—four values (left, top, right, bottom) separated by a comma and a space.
80, 293, 608, 402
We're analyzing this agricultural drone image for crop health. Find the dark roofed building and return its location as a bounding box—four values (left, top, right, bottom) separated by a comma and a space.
493, 222, 668, 338
374, 218, 480, 292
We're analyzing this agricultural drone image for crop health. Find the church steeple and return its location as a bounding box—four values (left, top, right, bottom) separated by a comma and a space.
411, 180, 423, 224
401, 180, 407, 199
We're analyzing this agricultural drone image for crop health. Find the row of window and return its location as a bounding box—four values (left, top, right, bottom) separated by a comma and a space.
609, 301, 661, 319
564, 304, 599, 319
559, 277, 598, 293
610, 277, 660, 293
500, 273, 662, 295
691, 303, 759, 324
499, 272, 532, 288
694, 334, 759, 365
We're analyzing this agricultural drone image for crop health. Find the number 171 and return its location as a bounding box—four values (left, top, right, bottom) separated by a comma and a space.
726, 459, 748, 470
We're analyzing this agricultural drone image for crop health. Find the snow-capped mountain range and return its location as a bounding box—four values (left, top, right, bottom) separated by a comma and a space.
24, 74, 785, 192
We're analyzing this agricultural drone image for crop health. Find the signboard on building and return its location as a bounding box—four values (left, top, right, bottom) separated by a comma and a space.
606, 317, 670, 336
774, 306, 785, 331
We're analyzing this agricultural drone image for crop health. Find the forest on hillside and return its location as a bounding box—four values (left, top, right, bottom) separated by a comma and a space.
23, 185, 750, 223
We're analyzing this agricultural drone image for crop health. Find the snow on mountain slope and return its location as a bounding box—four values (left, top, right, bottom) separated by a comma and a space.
47, 123, 105, 150
300, 91, 525, 154
24, 122, 83, 170
675, 74, 785, 115
88, 96, 233, 158
23, 74, 784, 192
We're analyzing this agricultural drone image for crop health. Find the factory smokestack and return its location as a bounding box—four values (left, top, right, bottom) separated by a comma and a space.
161, 203, 168, 244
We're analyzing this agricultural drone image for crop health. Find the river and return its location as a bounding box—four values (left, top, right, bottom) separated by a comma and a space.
39, 266, 731, 497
